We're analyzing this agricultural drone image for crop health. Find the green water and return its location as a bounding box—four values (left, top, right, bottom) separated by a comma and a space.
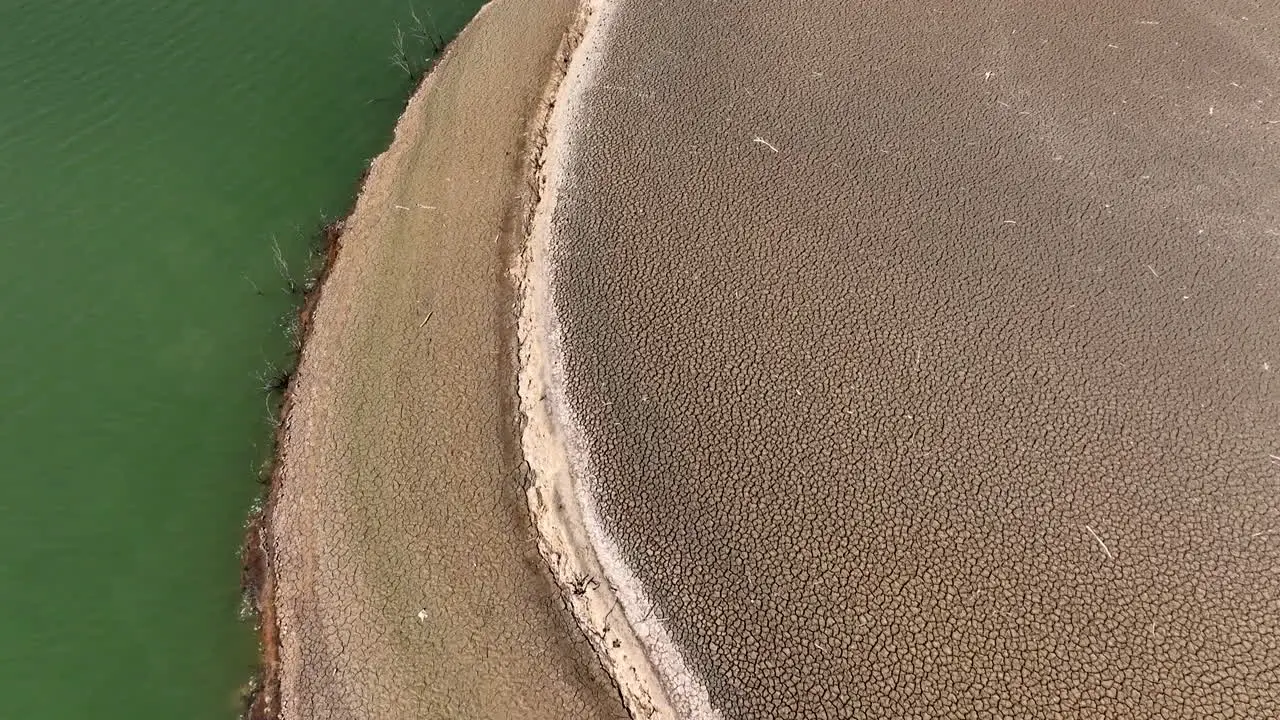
0, 1, 478, 717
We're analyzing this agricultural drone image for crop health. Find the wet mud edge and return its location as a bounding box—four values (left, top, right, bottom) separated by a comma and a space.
239, 210, 343, 720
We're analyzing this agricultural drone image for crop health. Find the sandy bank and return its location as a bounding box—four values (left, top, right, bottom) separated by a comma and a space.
514, 1, 715, 716
259, 0, 627, 717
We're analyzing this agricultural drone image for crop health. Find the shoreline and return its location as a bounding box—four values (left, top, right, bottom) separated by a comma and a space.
242, 0, 628, 717
514, 0, 719, 717
241, 214, 348, 720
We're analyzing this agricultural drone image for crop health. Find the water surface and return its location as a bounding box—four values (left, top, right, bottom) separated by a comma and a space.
0, 1, 477, 717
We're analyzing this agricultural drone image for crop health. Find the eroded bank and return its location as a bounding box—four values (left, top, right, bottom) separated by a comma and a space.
256, 0, 629, 716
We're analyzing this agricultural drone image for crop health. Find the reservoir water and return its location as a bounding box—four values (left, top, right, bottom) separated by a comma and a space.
0, 1, 478, 717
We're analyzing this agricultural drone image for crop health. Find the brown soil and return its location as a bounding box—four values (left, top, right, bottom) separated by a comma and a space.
252, 0, 628, 717
546, 0, 1280, 717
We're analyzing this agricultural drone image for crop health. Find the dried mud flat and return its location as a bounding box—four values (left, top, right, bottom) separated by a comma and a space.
543, 0, 1280, 717
256, 0, 629, 717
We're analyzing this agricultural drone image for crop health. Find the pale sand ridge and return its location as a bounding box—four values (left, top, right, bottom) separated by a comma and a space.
515, 0, 720, 717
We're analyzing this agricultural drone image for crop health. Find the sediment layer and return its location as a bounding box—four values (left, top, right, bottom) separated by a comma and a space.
261, 0, 627, 717
547, 0, 1280, 716
514, 0, 713, 716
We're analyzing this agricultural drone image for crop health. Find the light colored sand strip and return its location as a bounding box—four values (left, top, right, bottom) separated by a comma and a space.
515, 1, 721, 718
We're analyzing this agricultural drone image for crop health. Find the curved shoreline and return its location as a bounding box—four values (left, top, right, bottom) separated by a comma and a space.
242, 217, 347, 720
514, 1, 719, 717
246, 0, 630, 717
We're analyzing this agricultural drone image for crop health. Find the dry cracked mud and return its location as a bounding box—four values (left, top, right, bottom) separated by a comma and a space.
545, 0, 1280, 717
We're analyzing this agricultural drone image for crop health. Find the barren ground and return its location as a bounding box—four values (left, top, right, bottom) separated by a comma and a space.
548, 0, 1280, 716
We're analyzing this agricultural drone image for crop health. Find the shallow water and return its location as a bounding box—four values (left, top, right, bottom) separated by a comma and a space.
0, 1, 478, 717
